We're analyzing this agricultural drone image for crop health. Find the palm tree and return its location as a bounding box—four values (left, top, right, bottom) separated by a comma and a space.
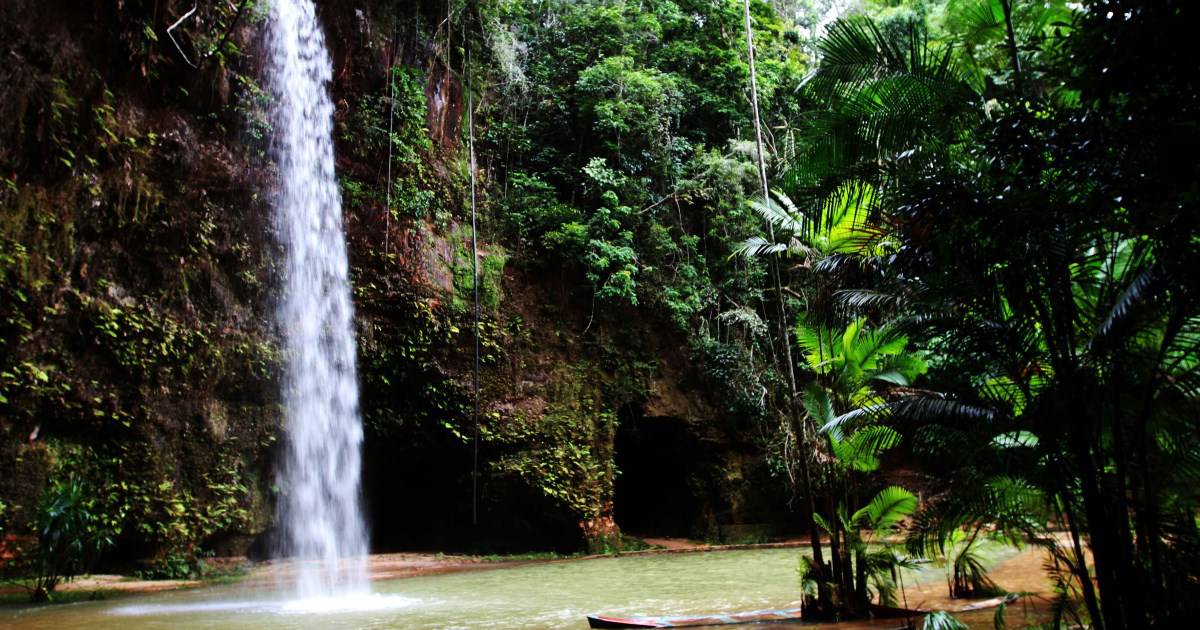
791, 315, 927, 616
772, 5, 1200, 627
880, 230, 1200, 626
807, 485, 921, 609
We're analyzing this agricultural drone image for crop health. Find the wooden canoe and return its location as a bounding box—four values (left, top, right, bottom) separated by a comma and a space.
588, 594, 1015, 628
871, 593, 1019, 618
586, 607, 805, 628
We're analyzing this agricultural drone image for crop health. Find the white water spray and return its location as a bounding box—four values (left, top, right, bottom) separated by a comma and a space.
266, 0, 369, 597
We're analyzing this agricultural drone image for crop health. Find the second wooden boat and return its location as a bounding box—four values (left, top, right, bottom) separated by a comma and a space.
586, 607, 805, 628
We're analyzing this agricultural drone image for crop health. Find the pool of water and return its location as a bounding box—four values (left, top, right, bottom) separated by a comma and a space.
0, 547, 1020, 629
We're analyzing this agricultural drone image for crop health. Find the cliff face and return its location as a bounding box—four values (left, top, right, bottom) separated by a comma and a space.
0, 0, 281, 571
0, 0, 794, 570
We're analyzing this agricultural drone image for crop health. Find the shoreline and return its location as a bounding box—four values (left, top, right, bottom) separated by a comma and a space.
1, 536, 1060, 609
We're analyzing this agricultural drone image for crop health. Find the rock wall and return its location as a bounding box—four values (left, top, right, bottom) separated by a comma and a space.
0, 0, 280, 573
0, 0, 798, 570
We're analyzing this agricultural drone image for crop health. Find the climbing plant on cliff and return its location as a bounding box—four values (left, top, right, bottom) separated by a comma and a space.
479, 0, 806, 330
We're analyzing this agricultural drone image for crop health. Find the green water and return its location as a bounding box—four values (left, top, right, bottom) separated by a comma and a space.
0, 547, 1016, 629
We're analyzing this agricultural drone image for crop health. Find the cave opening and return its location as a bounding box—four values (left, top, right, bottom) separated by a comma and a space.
612, 405, 711, 539
362, 431, 583, 554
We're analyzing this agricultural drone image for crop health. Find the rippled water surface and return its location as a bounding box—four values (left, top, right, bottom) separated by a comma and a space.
1, 547, 1027, 629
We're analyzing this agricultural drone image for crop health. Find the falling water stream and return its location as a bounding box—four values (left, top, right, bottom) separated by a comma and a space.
265, 0, 368, 598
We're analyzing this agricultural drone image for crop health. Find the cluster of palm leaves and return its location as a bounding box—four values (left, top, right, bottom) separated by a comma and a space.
792, 314, 927, 615
741, 1, 1200, 626
23, 478, 111, 601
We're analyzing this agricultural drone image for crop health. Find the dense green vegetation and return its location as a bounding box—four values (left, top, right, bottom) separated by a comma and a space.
466, 0, 1200, 625
782, 3, 1197, 627
728, 0, 1199, 626
478, 0, 803, 324
1, 0, 1197, 626
0, 0, 277, 590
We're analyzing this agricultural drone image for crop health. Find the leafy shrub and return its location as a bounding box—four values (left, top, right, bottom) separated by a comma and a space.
922, 610, 968, 630
502, 171, 581, 252
27, 478, 113, 602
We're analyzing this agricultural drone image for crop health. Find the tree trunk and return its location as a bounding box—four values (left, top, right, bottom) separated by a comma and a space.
826, 491, 844, 610
1061, 492, 1104, 630
998, 0, 1023, 96
799, 450, 831, 612
853, 547, 868, 613
1074, 434, 1133, 630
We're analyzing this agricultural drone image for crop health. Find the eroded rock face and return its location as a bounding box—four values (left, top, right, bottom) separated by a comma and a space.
0, 0, 795, 565
425, 60, 464, 150
0, 0, 284, 570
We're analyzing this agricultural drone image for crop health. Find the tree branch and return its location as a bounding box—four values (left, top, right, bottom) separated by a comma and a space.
204, 0, 251, 63
166, 5, 199, 68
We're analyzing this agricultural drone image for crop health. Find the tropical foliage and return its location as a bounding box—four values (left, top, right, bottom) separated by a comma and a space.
25, 479, 113, 601
474, 0, 1199, 623
1, 0, 1196, 626
734, 0, 1200, 625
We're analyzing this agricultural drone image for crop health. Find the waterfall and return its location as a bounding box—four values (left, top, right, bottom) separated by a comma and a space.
266, 0, 369, 597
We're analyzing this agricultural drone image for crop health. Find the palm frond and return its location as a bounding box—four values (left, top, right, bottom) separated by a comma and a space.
733, 235, 790, 259
812, 510, 833, 534
823, 401, 892, 433
831, 424, 902, 471
750, 192, 808, 235
853, 485, 918, 531
1094, 265, 1158, 343
922, 610, 969, 630
802, 382, 836, 430
836, 288, 906, 312
890, 393, 1002, 424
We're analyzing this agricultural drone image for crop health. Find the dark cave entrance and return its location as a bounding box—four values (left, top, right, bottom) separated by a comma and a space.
362, 427, 583, 554
612, 405, 709, 538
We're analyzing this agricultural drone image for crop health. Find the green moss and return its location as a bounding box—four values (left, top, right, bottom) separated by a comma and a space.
340, 66, 430, 163
198, 561, 252, 585
450, 224, 508, 314
0, 6, 285, 575
485, 364, 617, 522
37, 440, 259, 580
336, 66, 447, 224
479, 550, 581, 562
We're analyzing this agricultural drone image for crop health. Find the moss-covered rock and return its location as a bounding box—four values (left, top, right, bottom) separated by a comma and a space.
0, 0, 279, 574
1, 0, 798, 568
